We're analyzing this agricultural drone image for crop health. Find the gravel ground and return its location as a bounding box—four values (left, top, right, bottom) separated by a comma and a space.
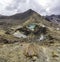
0, 42, 60, 62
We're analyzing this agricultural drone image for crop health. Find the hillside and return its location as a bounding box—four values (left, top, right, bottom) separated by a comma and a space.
0, 9, 60, 62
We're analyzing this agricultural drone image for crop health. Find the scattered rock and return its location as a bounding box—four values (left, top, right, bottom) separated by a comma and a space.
56, 28, 60, 31
52, 51, 59, 58
13, 31, 27, 38
38, 34, 46, 41
24, 43, 39, 59
32, 56, 37, 61
0, 57, 7, 62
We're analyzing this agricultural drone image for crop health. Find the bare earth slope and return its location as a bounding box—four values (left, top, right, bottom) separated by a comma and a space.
0, 9, 60, 62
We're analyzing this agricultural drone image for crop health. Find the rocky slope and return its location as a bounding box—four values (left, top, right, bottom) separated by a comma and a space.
45, 15, 60, 24
0, 9, 60, 62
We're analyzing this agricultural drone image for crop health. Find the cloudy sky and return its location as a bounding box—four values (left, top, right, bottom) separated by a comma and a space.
0, 0, 60, 16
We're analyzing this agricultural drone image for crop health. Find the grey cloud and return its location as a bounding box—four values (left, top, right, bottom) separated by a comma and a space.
30, 0, 47, 15
6, 0, 30, 12
50, 6, 60, 15
6, 0, 21, 10
47, 0, 60, 15
0, 0, 60, 16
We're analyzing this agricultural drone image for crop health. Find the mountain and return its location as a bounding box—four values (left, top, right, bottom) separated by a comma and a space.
0, 9, 60, 62
45, 15, 60, 24
0, 9, 42, 23
0, 9, 34, 19
0, 9, 38, 26
0, 9, 60, 28
0, 9, 43, 23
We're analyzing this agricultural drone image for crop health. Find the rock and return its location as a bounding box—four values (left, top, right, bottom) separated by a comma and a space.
0, 57, 7, 62
56, 28, 60, 31
52, 51, 59, 58
32, 56, 37, 61
39, 34, 45, 41
13, 31, 27, 38
24, 43, 39, 58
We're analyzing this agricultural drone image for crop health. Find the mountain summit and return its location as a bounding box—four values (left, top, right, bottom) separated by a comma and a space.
0, 9, 40, 19
0, 9, 59, 28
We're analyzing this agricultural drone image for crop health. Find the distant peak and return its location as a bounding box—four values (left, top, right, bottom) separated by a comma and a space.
28, 9, 34, 12
26, 9, 36, 13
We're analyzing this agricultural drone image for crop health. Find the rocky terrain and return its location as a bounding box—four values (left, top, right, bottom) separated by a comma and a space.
45, 15, 60, 24
0, 9, 60, 62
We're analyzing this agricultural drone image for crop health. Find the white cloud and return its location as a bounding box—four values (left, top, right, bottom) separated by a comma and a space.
0, 0, 60, 15
35, 0, 60, 15
30, 0, 47, 15
0, 0, 13, 9
0, 0, 30, 15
